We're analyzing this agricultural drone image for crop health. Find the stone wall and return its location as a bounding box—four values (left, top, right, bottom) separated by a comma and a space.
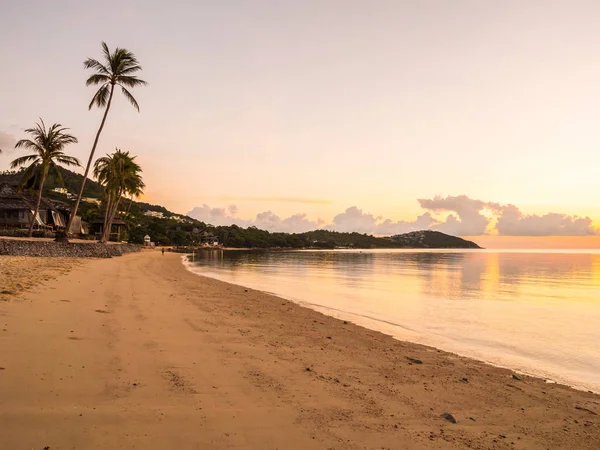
0, 239, 141, 258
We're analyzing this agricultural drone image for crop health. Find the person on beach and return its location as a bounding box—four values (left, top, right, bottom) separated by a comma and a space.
161, 248, 164, 256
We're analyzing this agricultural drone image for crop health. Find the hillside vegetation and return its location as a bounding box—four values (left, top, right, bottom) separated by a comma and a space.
15, 167, 481, 249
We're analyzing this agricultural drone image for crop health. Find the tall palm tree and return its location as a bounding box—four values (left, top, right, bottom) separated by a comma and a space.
11, 120, 80, 237
67, 42, 147, 233
94, 149, 144, 243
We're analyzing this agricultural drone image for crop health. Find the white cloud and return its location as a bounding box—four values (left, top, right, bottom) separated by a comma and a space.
329, 207, 378, 233
418, 195, 498, 235
187, 197, 599, 236
495, 205, 596, 236
375, 212, 438, 235
329, 207, 436, 235
187, 204, 250, 227
187, 205, 321, 233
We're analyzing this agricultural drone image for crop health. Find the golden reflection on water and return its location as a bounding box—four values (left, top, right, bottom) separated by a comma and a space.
189, 249, 600, 391
192, 249, 600, 304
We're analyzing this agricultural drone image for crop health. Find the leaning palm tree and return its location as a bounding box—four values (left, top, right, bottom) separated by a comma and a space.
67, 42, 147, 233
94, 149, 144, 243
11, 120, 80, 237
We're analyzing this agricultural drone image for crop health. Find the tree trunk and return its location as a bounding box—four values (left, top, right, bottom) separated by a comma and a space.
102, 196, 121, 243
28, 168, 48, 238
66, 83, 115, 235
100, 193, 114, 243
126, 195, 134, 215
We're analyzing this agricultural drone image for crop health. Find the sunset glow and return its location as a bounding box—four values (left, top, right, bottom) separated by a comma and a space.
1, 1, 600, 239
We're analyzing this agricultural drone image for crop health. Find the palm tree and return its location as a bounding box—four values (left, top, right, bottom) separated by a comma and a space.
11, 120, 80, 237
125, 183, 144, 216
94, 149, 144, 243
67, 42, 147, 233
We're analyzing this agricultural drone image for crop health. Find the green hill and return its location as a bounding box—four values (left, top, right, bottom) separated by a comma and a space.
4, 167, 481, 249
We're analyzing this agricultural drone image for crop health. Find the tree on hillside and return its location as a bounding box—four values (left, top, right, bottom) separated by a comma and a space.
94, 149, 144, 243
11, 119, 80, 237
67, 42, 147, 233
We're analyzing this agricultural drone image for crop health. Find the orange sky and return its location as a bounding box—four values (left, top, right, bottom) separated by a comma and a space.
1, 2, 600, 238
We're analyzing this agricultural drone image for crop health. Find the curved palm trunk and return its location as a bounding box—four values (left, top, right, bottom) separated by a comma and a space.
102, 196, 121, 243
100, 194, 114, 243
67, 84, 115, 235
28, 168, 48, 238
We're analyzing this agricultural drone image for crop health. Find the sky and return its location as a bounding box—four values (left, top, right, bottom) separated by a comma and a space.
1, 0, 600, 240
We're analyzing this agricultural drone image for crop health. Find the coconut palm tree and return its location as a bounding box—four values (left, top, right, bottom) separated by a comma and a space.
67, 42, 147, 233
94, 149, 144, 243
11, 120, 80, 237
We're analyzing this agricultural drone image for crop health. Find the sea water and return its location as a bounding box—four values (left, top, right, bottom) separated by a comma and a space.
185, 249, 600, 392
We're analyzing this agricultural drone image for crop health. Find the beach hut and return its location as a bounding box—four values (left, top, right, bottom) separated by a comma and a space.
0, 176, 76, 233
144, 235, 151, 246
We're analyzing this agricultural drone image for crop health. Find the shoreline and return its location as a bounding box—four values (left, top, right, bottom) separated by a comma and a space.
1, 251, 598, 449
182, 253, 599, 395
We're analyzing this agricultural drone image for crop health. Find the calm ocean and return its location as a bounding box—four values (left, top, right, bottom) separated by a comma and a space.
184, 249, 600, 393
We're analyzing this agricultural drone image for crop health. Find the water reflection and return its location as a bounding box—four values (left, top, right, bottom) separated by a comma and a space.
187, 249, 600, 392
191, 250, 600, 303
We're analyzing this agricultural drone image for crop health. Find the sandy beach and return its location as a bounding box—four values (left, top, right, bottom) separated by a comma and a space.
0, 250, 599, 449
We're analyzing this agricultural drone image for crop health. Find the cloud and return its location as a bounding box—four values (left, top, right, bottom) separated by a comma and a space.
187, 205, 321, 233
495, 205, 596, 236
0, 131, 16, 152
329, 207, 378, 233
187, 196, 599, 236
374, 212, 437, 235
329, 207, 436, 235
416, 195, 597, 236
418, 195, 499, 235
187, 204, 250, 227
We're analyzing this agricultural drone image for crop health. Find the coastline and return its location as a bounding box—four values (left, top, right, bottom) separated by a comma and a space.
0, 251, 598, 449
182, 253, 599, 394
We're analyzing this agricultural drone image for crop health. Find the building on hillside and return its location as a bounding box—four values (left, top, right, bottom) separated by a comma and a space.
199, 231, 219, 247
144, 210, 164, 218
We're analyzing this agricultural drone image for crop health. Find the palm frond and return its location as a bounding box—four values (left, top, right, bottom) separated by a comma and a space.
83, 58, 110, 75
120, 86, 140, 111
14, 139, 44, 153
55, 155, 81, 167
101, 41, 111, 64
10, 154, 40, 169
13, 119, 79, 181
88, 83, 110, 110
18, 162, 40, 190
94, 148, 145, 201
86, 73, 111, 86
117, 75, 147, 88
119, 64, 144, 76
85, 43, 146, 115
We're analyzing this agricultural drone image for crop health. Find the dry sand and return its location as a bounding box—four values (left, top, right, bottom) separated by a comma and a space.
0, 256, 79, 302
0, 250, 598, 449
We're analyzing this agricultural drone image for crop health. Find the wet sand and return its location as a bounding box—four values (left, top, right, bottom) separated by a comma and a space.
0, 250, 598, 449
